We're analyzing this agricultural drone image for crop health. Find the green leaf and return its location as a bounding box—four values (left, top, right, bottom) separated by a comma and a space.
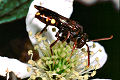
0, 0, 33, 24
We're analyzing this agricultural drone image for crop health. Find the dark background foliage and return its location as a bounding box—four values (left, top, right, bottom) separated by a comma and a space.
0, 1, 119, 80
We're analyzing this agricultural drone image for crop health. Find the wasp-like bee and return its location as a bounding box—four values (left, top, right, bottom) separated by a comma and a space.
34, 5, 113, 66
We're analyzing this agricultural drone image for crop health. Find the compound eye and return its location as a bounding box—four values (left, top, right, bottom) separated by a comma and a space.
51, 19, 56, 24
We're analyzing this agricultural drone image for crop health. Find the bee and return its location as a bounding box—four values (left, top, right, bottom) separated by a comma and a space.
34, 5, 113, 66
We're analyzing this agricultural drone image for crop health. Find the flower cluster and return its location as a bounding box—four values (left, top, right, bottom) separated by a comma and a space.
27, 33, 101, 80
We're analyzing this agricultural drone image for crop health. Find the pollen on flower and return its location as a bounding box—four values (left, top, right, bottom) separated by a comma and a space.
92, 43, 96, 48
37, 59, 42, 65
90, 51, 94, 55
42, 77, 47, 80
83, 61, 87, 66
90, 65, 94, 70
28, 60, 35, 66
34, 45, 39, 50
28, 50, 33, 59
95, 64, 100, 70
81, 48, 86, 52
35, 33, 47, 43
35, 69, 41, 76
98, 49, 102, 52
91, 71, 96, 77
27, 34, 102, 80
73, 71, 79, 76
84, 52, 88, 56
27, 66, 32, 72
30, 74, 36, 79
28, 50, 33, 55
28, 31, 32, 36
95, 57, 99, 62
84, 74, 89, 80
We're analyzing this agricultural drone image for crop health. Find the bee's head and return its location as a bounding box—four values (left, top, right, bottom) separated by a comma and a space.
76, 33, 88, 48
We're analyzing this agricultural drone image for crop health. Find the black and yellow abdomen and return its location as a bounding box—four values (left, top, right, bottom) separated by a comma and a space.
34, 5, 59, 26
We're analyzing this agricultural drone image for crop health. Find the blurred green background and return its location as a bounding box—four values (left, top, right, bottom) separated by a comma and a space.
0, 0, 119, 80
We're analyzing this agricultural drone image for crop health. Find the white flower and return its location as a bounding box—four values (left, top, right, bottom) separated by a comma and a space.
0, 56, 32, 79
26, 0, 110, 79
0, 0, 112, 80
26, 0, 108, 70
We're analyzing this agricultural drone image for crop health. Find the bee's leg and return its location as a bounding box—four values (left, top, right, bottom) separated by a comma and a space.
50, 32, 60, 64
62, 31, 70, 43
39, 24, 48, 34
35, 24, 48, 39
50, 38, 59, 64
55, 31, 60, 37
50, 32, 60, 55
67, 42, 77, 62
86, 44, 90, 67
